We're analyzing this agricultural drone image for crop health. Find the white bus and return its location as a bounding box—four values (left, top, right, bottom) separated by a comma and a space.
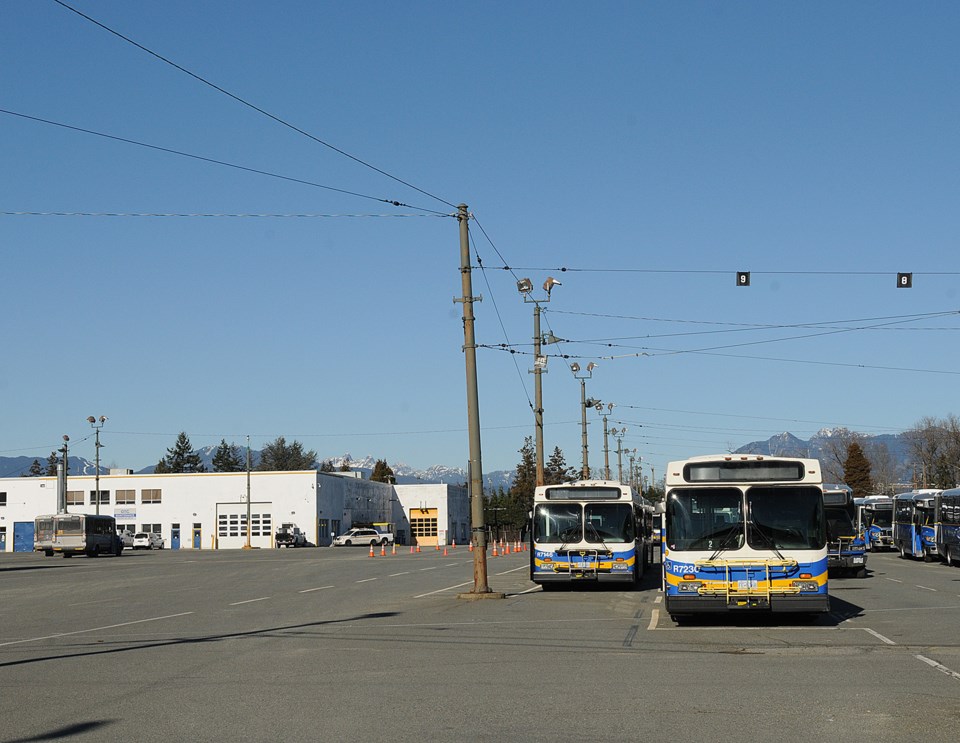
530, 480, 654, 589
35, 513, 123, 557
662, 455, 828, 618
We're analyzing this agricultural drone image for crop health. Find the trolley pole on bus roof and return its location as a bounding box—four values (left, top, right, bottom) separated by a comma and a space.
454, 204, 503, 600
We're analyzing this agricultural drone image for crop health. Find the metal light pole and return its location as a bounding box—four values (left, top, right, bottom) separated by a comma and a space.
58, 435, 69, 514
613, 427, 627, 483
86, 416, 106, 515
600, 403, 614, 480
570, 362, 597, 479
517, 276, 561, 486
244, 434, 252, 549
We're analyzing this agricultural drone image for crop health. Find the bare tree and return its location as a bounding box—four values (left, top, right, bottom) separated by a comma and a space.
819, 428, 864, 484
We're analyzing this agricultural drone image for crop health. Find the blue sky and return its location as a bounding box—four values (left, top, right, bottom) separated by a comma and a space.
2, 1, 958, 483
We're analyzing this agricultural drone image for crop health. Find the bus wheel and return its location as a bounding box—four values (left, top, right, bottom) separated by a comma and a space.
898, 544, 907, 559
947, 547, 956, 567
856, 567, 867, 578
923, 550, 934, 563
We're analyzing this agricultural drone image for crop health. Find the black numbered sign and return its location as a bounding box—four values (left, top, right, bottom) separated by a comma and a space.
896, 272, 913, 288
736, 271, 750, 287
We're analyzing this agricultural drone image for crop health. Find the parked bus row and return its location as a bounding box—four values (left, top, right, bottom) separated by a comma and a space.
34, 513, 123, 557
890, 488, 960, 566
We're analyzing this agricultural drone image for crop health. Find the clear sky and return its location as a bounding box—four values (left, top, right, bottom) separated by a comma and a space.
2, 1, 958, 483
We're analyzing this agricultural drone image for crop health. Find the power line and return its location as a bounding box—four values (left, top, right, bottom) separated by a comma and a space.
52, 0, 457, 210
1, 211, 450, 219
0, 108, 450, 215
479, 265, 960, 277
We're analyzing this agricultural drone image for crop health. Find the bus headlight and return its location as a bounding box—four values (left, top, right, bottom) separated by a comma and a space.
791, 580, 818, 592
677, 581, 703, 593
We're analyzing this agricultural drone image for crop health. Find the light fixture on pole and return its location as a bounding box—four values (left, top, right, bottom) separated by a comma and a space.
86, 416, 107, 516
570, 361, 597, 479
518, 276, 561, 487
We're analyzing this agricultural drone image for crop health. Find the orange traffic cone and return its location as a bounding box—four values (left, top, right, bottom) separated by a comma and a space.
380, 543, 386, 557
369, 544, 375, 558
391, 543, 396, 556
468, 541, 474, 552
410, 544, 415, 554
416, 544, 421, 553
492, 541, 499, 557
452, 539, 456, 550
443, 545, 448, 556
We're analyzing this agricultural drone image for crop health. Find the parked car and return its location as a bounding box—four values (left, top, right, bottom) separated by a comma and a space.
120, 531, 135, 549
133, 532, 164, 550
333, 528, 394, 547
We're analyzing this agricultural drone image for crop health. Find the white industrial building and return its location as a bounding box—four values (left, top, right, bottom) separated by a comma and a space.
0, 469, 470, 553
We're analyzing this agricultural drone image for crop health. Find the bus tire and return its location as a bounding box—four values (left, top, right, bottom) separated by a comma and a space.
856, 567, 867, 578
898, 544, 907, 559
947, 546, 956, 567
923, 550, 933, 563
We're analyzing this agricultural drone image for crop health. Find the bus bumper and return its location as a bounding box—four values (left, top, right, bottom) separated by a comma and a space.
665, 594, 830, 614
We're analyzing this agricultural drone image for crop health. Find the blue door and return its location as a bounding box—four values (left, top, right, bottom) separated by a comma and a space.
13, 522, 35, 552
192, 529, 201, 549
171, 528, 181, 550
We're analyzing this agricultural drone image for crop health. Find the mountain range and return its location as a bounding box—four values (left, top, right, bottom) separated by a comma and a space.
0, 429, 915, 489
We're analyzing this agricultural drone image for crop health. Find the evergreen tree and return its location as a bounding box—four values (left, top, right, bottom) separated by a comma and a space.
338, 456, 352, 472
25, 459, 44, 477
503, 437, 537, 531
545, 446, 576, 485
45, 451, 60, 476
369, 459, 395, 483
256, 436, 318, 471
155, 432, 206, 474
319, 459, 336, 473
843, 441, 874, 498
212, 439, 245, 472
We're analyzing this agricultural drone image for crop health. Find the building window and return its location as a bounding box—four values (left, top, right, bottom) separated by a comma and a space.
140, 523, 161, 534
0, 492, 6, 507
142, 489, 162, 504
66, 491, 84, 505
89, 490, 110, 505
115, 489, 135, 505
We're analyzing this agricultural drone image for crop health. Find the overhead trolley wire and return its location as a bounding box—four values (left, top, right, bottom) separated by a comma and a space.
52, 0, 457, 210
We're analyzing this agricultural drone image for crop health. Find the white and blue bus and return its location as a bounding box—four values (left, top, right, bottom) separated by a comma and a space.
936, 488, 960, 567
662, 455, 829, 618
823, 484, 867, 577
855, 495, 894, 551
893, 490, 940, 562
531, 480, 654, 589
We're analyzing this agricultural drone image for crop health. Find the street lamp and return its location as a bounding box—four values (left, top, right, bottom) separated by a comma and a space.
600, 402, 614, 480
518, 276, 561, 486
570, 361, 597, 479
59, 435, 70, 514
611, 427, 627, 483
86, 416, 107, 515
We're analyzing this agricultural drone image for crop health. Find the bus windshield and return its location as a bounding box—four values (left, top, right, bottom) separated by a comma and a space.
869, 510, 892, 528
666, 487, 743, 551
58, 516, 83, 535
534, 503, 582, 544
583, 503, 635, 544
825, 507, 856, 539
747, 486, 824, 550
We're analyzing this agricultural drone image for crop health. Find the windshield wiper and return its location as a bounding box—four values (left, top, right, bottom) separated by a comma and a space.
748, 519, 785, 560
585, 523, 610, 552
707, 524, 743, 561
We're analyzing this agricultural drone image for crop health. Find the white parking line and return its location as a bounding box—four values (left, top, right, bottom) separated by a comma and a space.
356, 578, 378, 583
0, 612, 194, 647
885, 578, 903, 583
856, 627, 897, 645
389, 572, 410, 577
298, 585, 334, 593
916, 654, 960, 681
414, 581, 473, 598
229, 597, 270, 606
647, 608, 659, 631
917, 585, 937, 592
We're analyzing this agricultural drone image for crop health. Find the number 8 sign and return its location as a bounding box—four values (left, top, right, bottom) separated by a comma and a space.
897, 272, 913, 288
